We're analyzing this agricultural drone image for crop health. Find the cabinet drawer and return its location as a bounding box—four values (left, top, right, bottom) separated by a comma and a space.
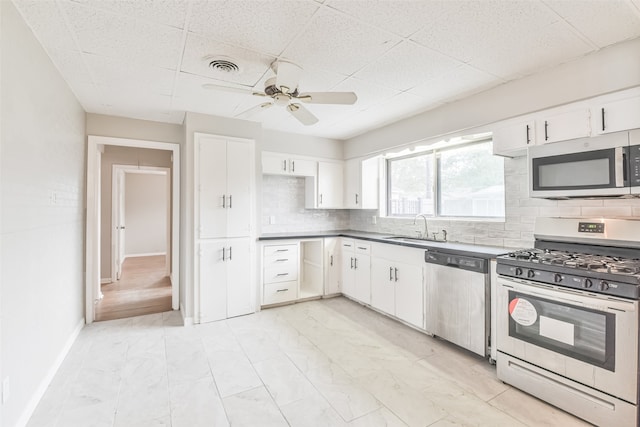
263, 281, 297, 305
263, 253, 297, 268
354, 242, 371, 255
264, 265, 298, 284
264, 244, 298, 258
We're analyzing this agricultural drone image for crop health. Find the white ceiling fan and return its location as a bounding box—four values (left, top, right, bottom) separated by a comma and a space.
203, 60, 358, 126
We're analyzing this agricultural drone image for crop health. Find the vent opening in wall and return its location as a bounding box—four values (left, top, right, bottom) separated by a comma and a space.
206, 56, 240, 74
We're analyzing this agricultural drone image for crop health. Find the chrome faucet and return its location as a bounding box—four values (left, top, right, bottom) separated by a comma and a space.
413, 214, 429, 239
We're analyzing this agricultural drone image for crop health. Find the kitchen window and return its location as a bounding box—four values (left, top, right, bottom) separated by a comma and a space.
387, 139, 505, 218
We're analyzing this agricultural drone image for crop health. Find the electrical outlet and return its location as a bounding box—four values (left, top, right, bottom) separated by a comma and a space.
2, 377, 9, 404
371, 216, 377, 225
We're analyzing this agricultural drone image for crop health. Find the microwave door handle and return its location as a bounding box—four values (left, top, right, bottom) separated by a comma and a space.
615, 147, 624, 187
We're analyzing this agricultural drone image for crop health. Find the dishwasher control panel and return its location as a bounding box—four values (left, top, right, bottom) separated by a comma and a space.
424, 250, 488, 274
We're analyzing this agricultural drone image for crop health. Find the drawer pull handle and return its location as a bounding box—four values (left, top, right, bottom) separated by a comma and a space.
276, 288, 289, 292
276, 273, 289, 277
275, 249, 289, 252
275, 258, 289, 262
357, 246, 367, 250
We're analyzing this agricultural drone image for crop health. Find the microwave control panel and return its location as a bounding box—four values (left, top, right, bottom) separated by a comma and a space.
630, 145, 640, 187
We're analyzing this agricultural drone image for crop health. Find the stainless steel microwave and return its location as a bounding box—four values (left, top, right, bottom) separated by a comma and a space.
528, 130, 640, 199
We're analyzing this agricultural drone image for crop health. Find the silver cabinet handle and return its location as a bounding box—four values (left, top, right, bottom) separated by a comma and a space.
276, 273, 289, 277
350, 257, 354, 269
222, 194, 226, 208
275, 258, 289, 262
389, 267, 393, 281
283, 159, 287, 171
319, 194, 323, 205
276, 288, 289, 292
354, 258, 358, 269
355, 194, 358, 205
276, 249, 289, 252
229, 246, 232, 260
222, 247, 226, 261
228, 194, 232, 208
330, 255, 333, 266
394, 268, 398, 282
292, 160, 295, 172
357, 246, 367, 250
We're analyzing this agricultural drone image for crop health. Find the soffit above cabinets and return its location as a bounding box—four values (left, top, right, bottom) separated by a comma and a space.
13, 0, 640, 139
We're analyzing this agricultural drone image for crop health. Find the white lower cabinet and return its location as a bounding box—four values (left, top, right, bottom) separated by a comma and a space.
324, 237, 341, 295
262, 243, 298, 305
199, 238, 253, 322
371, 244, 424, 329
340, 239, 371, 304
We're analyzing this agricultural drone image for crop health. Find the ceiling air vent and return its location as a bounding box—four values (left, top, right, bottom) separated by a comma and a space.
207, 56, 240, 74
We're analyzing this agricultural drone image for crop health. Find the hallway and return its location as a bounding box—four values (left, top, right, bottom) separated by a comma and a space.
95, 255, 172, 321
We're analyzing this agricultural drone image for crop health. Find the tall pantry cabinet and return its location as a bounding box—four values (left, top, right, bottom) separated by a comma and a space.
194, 133, 256, 323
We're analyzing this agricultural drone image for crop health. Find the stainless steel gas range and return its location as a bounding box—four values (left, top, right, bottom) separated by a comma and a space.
495, 217, 640, 427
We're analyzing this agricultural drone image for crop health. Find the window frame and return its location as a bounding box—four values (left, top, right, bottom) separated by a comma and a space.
385, 139, 504, 220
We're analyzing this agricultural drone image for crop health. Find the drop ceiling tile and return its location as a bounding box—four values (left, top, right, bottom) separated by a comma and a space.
544, 0, 640, 48
411, 0, 559, 64
282, 7, 400, 76
46, 48, 94, 85
347, 92, 432, 131
188, 0, 319, 56
469, 21, 593, 79
181, 33, 274, 87
330, 77, 399, 111
13, 0, 78, 52
70, 0, 189, 29
172, 73, 250, 116
59, 1, 183, 70
354, 41, 463, 91
407, 65, 500, 105
326, 0, 448, 37
83, 54, 175, 95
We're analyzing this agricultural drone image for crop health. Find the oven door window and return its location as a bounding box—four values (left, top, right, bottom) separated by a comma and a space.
508, 291, 615, 371
532, 148, 618, 191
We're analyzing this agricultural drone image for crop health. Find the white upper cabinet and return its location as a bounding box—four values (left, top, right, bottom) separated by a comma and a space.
306, 161, 344, 209
591, 88, 640, 135
197, 135, 252, 239
343, 157, 379, 209
262, 152, 317, 177
492, 118, 536, 157
536, 105, 591, 145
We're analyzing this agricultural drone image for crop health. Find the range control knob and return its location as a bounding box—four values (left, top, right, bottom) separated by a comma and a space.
599, 281, 610, 291
515, 267, 523, 276
554, 273, 563, 283
582, 278, 593, 289
527, 269, 535, 278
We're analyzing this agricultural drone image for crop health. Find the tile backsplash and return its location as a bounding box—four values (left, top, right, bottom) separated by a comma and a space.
263, 156, 640, 248
261, 175, 350, 233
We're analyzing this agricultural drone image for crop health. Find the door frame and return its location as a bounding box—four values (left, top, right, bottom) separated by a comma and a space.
111, 165, 171, 282
86, 135, 180, 324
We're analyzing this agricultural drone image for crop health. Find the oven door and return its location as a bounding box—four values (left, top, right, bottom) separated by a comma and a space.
528, 132, 630, 198
496, 276, 638, 403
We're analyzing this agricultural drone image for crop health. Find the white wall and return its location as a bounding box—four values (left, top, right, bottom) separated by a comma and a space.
124, 172, 167, 256
345, 37, 640, 159
262, 129, 342, 159
1, 3, 86, 427
86, 113, 183, 144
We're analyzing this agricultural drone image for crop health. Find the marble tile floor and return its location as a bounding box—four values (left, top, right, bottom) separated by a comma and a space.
27, 297, 591, 427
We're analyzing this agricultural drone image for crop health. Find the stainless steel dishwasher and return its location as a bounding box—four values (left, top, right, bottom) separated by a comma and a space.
424, 249, 490, 357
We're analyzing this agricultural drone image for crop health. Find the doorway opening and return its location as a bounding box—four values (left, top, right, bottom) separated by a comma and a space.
86, 136, 180, 324
95, 166, 172, 321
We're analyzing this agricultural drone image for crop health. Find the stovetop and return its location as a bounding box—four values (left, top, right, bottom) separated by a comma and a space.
497, 248, 640, 299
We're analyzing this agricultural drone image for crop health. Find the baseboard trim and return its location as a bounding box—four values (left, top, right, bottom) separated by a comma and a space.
125, 252, 167, 259
15, 318, 84, 427
100, 278, 112, 284
180, 303, 193, 326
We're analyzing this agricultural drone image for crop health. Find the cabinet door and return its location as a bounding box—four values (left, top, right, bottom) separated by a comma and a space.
594, 96, 640, 135
536, 108, 590, 144
226, 238, 254, 318
324, 238, 341, 295
341, 252, 355, 298
492, 120, 535, 157
370, 259, 395, 315
394, 261, 424, 329
197, 137, 227, 238
226, 141, 252, 237
354, 254, 371, 304
360, 157, 379, 209
343, 159, 360, 208
262, 153, 289, 175
317, 161, 344, 208
199, 240, 228, 323
289, 158, 317, 177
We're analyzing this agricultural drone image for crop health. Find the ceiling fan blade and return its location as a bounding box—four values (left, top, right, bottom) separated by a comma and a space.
202, 83, 267, 97
297, 92, 358, 105
236, 102, 273, 119
287, 103, 319, 126
274, 60, 303, 95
